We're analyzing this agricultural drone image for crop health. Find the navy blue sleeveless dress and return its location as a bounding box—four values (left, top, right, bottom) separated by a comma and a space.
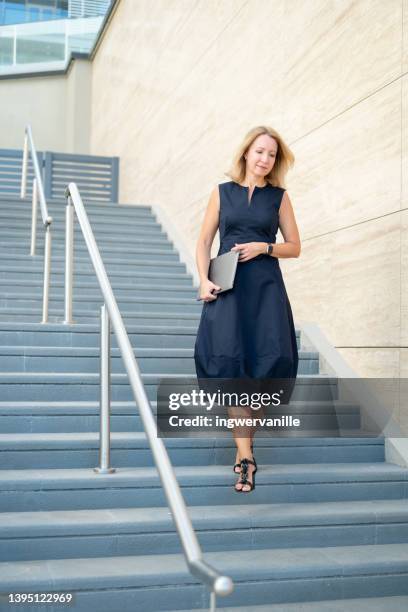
194, 180, 298, 398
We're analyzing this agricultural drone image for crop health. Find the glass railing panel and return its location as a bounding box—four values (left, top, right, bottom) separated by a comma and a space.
0, 25, 13, 65
0, 15, 104, 74
16, 20, 67, 64
66, 16, 104, 54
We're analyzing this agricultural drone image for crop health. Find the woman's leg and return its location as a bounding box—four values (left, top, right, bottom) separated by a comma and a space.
231, 405, 266, 464
228, 405, 261, 491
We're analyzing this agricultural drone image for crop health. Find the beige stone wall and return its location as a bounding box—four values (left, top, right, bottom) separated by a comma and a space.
89, 0, 407, 379
0, 58, 91, 153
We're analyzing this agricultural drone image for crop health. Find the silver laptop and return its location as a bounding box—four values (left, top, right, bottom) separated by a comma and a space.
196, 250, 239, 300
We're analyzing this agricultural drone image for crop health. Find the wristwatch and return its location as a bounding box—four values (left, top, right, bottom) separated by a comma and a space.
266, 243, 274, 256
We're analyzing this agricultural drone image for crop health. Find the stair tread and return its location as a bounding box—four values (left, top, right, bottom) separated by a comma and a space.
0, 308, 200, 319
0, 321, 200, 333
0, 216, 157, 227
0, 346, 316, 359
0, 294, 202, 305
1, 543, 408, 589
0, 279, 192, 290
0, 399, 347, 409
0, 346, 195, 355
170, 595, 408, 611
0, 253, 183, 267
0, 372, 327, 382
0, 195, 151, 210
0, 264, 191, 278
1, 499, 407, 536
0, 432, 383, 447
0, 463, 405, 489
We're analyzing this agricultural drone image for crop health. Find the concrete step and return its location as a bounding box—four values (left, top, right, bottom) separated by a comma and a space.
1, 544, 408, 610
0, 278, 197, 299
171, 596, 408, 612
0, 307, 201, 325
0, 400, 362, 434
0, 322, 299, 348
0, 212, 161, 230
0, 239, 177, 258
0, 227, 171, 247
0, 293, 202, 314
0, 264, 193, 284
0, 321, 202, 348
0, 215, 161, 235
0, 195, 153, 216
0, 373, 336, 402
0, 346, 318, 375
0, 252, 187, 274
0, 202, 157, 217
0, 220, 165, 238
0, 433, 381, 469
1, 498, 404, 562
0, 246, 180, 263
0, 462, 406, 511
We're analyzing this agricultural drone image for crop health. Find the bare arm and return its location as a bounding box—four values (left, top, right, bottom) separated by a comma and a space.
196, 185, 220, 282
259, 191, 301, 259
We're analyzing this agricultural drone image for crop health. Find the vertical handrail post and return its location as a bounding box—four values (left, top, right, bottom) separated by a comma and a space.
30, 178, 38, 256
94, 303, 115, 474
63, 194, 74, 324
42, 223, 51, 324
21, 132, 28, 199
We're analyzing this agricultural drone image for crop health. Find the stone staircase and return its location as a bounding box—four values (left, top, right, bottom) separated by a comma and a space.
0, 193, 408, 611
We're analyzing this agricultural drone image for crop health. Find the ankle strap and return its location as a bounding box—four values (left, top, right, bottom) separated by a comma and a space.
240, 457, 255, 466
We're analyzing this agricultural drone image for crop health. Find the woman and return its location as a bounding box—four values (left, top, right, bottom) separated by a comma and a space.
194, 125, 301, 493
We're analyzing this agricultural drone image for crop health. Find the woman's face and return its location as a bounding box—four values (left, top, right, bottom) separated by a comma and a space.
245, 134, 278, 178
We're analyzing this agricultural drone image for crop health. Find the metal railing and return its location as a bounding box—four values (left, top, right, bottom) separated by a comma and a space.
63, 181, 234, 610
20, 124, 52, 324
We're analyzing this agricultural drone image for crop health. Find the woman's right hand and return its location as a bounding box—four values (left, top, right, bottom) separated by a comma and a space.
198, 279, 222, 302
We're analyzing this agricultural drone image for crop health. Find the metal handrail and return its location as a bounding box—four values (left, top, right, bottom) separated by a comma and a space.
63, 182, 234, 609
20, 124, 52, 323
94, 304, 116, 475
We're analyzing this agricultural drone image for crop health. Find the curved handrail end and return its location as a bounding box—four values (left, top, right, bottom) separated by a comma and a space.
189, 558, 234, 596
214, 575, 234, 597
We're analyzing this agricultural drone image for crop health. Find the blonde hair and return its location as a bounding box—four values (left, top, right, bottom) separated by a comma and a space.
225, 125, 294, 188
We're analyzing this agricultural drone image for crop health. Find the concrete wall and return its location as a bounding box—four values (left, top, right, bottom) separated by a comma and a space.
0, 58, 92, 153
89, 0, 407, 380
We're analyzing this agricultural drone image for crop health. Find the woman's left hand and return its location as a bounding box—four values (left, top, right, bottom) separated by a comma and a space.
230, 242, 265, 262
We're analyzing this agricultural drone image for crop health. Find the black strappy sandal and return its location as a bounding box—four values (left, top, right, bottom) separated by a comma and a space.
234, 457, 257, 493
233, 444, 254, 473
